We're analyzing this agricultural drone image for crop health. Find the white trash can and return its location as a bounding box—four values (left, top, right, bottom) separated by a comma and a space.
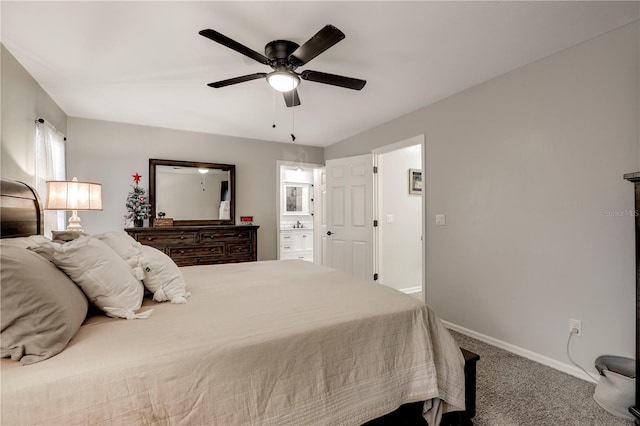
593, 355, 635, 421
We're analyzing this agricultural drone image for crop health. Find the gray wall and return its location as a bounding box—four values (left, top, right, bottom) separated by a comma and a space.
1, 45, 68, 184
327, 22, 639, 373
66, 118, 324, 261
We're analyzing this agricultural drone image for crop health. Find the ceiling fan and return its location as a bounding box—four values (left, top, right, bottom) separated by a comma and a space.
199, 25, 366, 107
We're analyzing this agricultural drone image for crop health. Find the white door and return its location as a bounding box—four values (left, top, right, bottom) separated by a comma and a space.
324, 154, 374, 280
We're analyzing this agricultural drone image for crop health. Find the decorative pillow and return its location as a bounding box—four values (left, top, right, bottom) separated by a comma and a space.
140, 245, 189, 304
37, 237, 150, 319
94, 231, 145, 280
0, 246, 88, 364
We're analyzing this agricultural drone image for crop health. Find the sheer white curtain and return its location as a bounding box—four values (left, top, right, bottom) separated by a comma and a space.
35, 120, 66, 237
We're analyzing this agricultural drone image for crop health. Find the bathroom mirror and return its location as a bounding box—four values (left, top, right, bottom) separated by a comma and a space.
149, 159, 235, 226
283, 183, 310, 215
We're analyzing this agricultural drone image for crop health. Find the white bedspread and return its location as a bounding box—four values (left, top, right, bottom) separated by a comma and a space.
1, 260, 465, 425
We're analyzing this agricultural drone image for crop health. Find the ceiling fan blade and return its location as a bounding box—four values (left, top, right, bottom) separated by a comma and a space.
289, 25, 345, 66
207, 73, 267, 88
300, 70, 366, 90
199, 29, 270, 65
283, 89, 301, 107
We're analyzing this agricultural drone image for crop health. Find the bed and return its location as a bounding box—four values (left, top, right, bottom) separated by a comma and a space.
0, 178, 467, 425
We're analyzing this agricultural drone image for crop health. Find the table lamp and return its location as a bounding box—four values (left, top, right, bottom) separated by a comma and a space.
46, 177, 102, 232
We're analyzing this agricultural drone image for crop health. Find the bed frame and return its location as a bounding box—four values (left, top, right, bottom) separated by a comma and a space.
0, 179, 43, 238
0, 178, 478, 425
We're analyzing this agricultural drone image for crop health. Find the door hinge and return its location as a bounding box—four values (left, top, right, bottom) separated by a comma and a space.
373, 166, 378, 174
373, 220, 378, 227
373, 273, 379, 281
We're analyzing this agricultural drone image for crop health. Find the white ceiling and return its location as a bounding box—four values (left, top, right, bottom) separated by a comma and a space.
2, 1, 638, 147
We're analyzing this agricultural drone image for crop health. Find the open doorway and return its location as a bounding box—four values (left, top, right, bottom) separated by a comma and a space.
373, 135, 425, 300
276, 161, 324, 263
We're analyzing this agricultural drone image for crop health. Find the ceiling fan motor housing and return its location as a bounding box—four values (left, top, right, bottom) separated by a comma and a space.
265, 40, 300, 68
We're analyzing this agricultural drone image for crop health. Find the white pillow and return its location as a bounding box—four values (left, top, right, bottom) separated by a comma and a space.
40, 237, 150, 319
0, 235, 52, 250
140, 245, 189, 304
94, 231, 145, 280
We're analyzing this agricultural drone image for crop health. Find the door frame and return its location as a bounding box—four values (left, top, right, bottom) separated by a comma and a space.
276, 160, 324, 260
372, 134, 426, 301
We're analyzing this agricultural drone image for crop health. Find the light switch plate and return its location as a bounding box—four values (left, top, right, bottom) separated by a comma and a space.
435, 214, 446, 226
386, 214, 394, 224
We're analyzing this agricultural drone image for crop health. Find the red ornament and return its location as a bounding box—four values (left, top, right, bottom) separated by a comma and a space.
132, 173, 142, 184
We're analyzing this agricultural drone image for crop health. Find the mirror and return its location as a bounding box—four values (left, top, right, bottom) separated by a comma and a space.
283, 183, 310, 215
149, 159, 235, 226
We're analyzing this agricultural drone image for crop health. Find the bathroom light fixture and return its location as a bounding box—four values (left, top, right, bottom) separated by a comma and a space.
46, 177, 102, 232
198, 168, 209, 174
266, 71, 300, 93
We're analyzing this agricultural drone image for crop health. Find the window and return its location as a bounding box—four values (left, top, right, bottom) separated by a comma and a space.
35, 120, 66, 237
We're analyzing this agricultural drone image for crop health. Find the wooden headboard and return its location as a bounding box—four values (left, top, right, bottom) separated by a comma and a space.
0, 179, 43, 238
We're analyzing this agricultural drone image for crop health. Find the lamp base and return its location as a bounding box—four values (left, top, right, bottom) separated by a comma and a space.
66, 210, 84, 232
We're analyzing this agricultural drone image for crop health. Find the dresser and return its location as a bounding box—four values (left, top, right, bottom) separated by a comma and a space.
126, 225, 258, 267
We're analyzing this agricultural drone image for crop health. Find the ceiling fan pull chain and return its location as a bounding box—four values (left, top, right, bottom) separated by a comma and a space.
290, 105, 296, 142
272, 89, 276, 128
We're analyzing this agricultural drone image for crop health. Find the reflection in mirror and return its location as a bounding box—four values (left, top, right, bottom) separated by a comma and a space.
149, 159, 235, 226
156, 166, 230, 220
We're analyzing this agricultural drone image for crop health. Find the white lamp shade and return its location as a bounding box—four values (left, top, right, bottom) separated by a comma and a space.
46, 179, 103, 211
266, 71, 300, 92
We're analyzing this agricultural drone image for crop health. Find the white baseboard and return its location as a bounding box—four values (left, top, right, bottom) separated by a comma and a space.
442, 320, 598, 384
400, 286, 422, 295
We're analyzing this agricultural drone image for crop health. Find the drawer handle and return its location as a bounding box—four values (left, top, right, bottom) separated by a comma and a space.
180, 250, 185, 254
210, 248, 217, 252
147, 237, 154, 241
180, 236, 185, 240
302, 235, 307, 238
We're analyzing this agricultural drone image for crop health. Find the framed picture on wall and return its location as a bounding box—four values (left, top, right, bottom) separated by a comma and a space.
409, 169, 423, 195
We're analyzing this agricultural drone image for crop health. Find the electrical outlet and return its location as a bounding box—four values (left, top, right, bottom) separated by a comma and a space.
569, 319, 582, 336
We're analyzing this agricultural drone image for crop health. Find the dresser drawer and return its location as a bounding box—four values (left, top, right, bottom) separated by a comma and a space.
200, 229, 253, 242
228, 243, 252, 255
169, 244, 225, 259
173, 256, 223, 267
136, 232, 197, 245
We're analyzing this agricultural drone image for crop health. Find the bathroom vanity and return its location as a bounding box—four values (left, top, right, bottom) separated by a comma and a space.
280, 228, 314, 262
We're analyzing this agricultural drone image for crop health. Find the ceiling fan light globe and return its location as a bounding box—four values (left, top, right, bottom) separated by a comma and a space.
267, 72, 300, 92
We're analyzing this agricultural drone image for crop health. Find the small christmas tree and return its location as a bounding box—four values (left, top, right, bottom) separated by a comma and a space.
124, 173, 150, 226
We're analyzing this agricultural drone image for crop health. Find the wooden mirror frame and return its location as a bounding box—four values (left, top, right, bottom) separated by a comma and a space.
149, 158, 235, 226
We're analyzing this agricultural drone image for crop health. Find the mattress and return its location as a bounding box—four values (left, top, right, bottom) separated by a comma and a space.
1, 260, 465, 425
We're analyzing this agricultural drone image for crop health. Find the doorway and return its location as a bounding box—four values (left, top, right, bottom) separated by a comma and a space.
374, 135, 425, 300
276, 161, 324, 263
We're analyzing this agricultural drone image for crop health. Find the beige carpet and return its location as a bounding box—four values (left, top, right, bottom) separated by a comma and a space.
449, 330, 634, 426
